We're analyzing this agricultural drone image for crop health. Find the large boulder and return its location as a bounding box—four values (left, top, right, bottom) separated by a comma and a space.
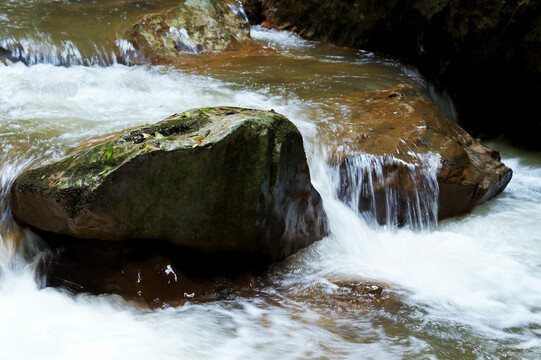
9, 107, 328, 265
121, 0, 252, 63
260, 0, 541, 149
329, 84, 512, 226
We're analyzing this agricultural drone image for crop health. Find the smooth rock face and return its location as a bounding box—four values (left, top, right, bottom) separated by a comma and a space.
330, 84, 512, 225
9, 107, 328, 265
123, 0, 251, 63
260, 0, 541, 148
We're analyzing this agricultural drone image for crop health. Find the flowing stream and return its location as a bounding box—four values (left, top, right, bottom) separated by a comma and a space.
1, 2, 541, 359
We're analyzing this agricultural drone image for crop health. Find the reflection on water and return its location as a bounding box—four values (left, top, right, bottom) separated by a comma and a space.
0, 3, 540, 359
170, 28, 421, 99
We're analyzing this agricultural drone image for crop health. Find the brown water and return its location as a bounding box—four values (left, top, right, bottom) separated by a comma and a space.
0, 0, 181, 65
1, 2, 540, 359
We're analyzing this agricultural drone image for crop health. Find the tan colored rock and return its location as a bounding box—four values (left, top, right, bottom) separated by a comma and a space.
122, 0, 251, 63
328, 84, 512, 225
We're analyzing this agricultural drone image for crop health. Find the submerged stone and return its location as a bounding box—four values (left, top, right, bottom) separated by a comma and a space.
9, 107, 328, 266
330, 281, 399, 309
122, 0, 251, 63
279, 279, 400, 313
329, 84, 512, 226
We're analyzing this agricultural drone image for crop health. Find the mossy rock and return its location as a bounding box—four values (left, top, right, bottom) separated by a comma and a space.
123, 0, 251, 63
9, 107, 328, 265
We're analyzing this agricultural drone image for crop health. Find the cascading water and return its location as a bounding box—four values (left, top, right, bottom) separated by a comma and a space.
0, 36, 115, 66
336, 153, 440, 229
1, 3, 541, 359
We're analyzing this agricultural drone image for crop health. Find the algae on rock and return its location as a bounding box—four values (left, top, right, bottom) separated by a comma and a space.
9, 107, 328, 266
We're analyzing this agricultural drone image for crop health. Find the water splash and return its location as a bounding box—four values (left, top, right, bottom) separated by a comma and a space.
250, 25, 313, 49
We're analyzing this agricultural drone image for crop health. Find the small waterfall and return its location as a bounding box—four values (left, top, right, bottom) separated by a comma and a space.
336, 152, 440, 229
228, 0, 250, 22
115, 39, 142, 66
0, 36, 117, 66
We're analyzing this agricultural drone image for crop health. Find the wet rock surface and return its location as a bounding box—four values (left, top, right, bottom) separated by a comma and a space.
260, 0, 541, 149
328, 84, 512, 225
36, 234, 399, 310
9, 106, 328, 266
37, 236, 258, 308
123, 0, 251, 63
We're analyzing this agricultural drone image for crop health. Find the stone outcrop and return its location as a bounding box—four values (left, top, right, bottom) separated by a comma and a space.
122, 0, 252, 63
9, 107, 328, 265
328, 84, 512, 226
259, 0, 541, 149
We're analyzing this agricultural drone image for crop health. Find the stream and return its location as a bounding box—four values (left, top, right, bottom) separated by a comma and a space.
1, 1, 541, 359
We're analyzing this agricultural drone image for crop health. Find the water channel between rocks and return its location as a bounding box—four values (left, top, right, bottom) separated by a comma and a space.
1, 2, 541, 359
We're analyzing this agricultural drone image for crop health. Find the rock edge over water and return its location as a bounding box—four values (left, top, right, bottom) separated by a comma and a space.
332, 84, 512, 225
9, 107, 328, 266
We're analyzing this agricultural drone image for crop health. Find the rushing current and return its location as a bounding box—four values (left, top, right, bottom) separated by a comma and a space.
1, 2, 541, 359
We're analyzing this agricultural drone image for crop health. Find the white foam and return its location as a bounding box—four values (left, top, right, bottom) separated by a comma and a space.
250, 25, 313, 49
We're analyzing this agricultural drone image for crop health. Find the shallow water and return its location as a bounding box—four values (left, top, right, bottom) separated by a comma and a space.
0, 0, 181, 65
1, 4, 540, 359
